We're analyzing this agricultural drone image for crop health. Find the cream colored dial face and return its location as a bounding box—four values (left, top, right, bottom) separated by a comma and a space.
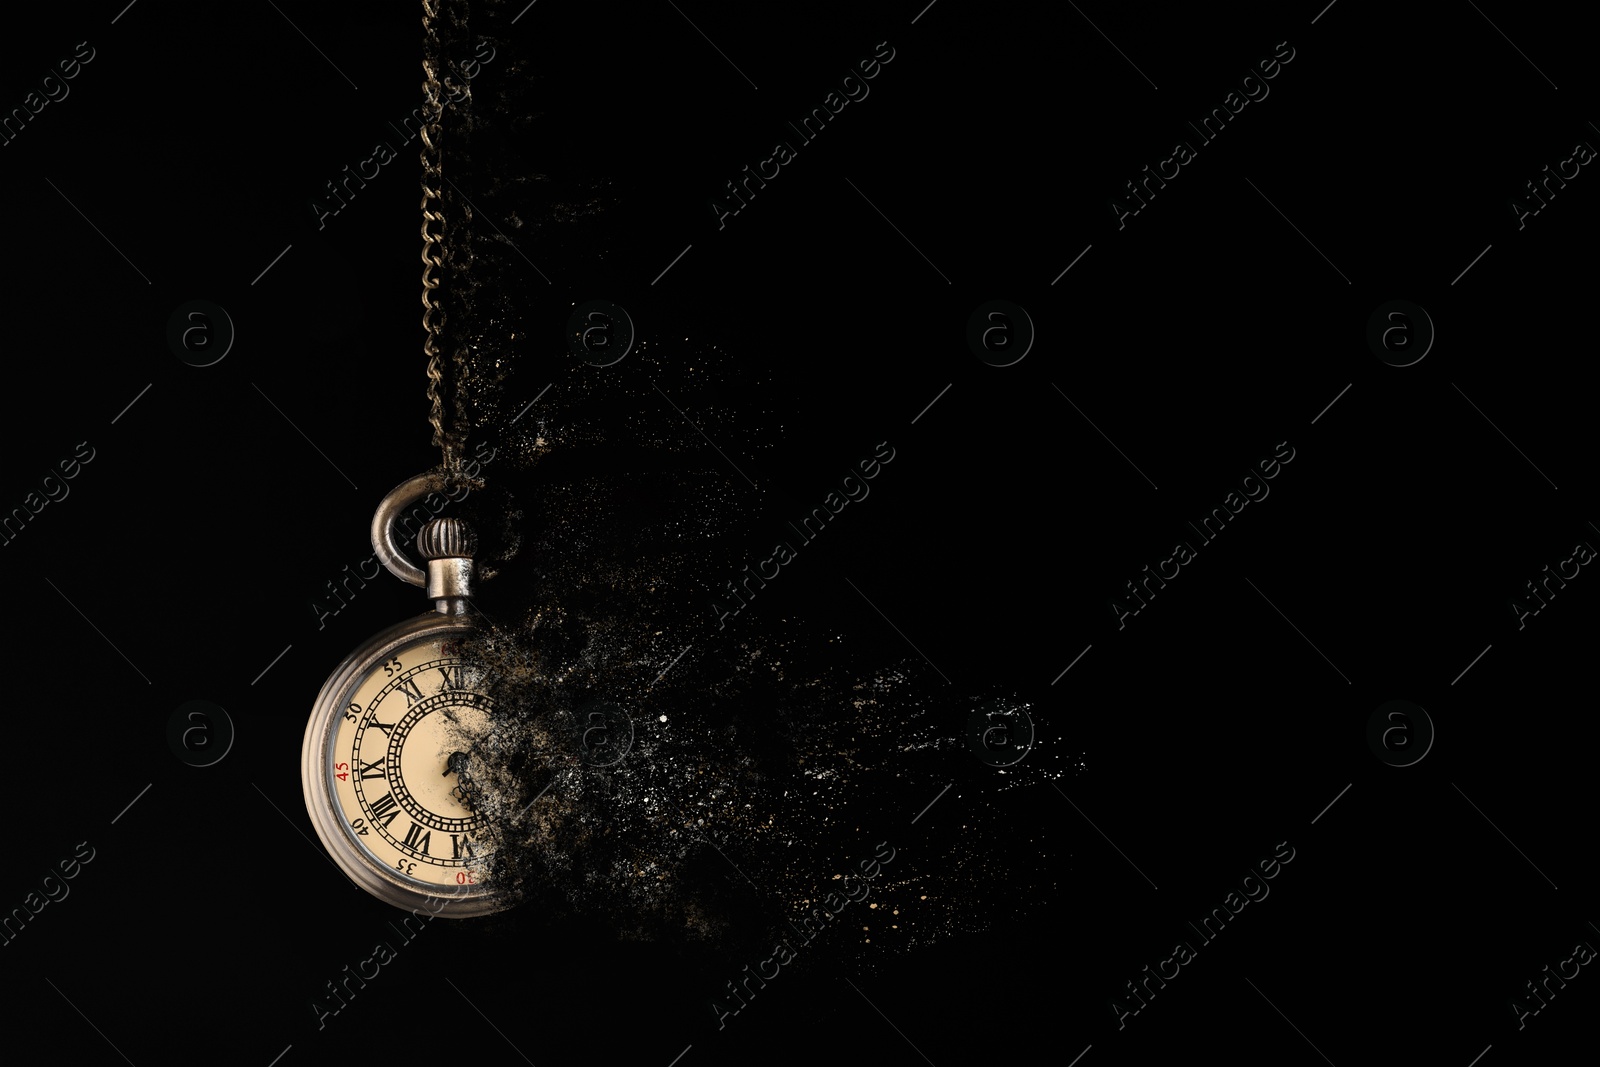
330, 636, 494, 888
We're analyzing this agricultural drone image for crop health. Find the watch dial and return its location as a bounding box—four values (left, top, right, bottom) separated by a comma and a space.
330, 636, 494, 888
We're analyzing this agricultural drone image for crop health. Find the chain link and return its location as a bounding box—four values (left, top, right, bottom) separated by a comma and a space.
421, 0, 467, 482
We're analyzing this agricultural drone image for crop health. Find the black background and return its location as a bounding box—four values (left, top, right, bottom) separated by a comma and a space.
3, 1, 1596, 1065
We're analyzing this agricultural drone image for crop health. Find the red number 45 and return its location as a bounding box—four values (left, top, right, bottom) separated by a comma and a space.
335, 761, 349, 782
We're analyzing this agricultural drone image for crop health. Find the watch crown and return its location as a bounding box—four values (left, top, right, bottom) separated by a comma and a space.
417, 517, 478, 561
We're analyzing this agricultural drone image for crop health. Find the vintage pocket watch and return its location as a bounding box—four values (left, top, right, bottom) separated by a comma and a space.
301, 472, 514, 917
301, 0, 521, 916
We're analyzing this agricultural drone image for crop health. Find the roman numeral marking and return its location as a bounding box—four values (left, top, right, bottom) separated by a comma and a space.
403, 822, 432, 855
358, 757, 385, 780
451, 833, 475, 859
437, 664, 466, 690
368, 718, 395, 737
368, 792, 400, 828
395, 677, 424, 705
